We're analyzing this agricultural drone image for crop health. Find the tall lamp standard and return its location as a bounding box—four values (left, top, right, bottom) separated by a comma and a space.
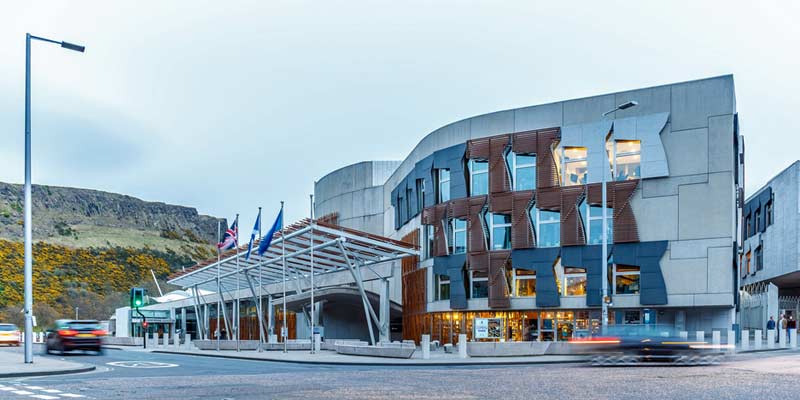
600, 100, 638, 331
23, 34, 85, 364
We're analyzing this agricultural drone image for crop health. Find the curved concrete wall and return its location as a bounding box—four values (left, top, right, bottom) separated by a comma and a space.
315, 160, 400, 235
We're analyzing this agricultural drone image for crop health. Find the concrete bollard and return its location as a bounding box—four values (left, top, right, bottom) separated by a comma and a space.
184, 333, 192, 350
741, 330, 750, 350
779, 329, 787, 347
314, 334, 321, 353
792, 330, 798, 349
175, 334, 182, 350
458, 334, 468, 359
696, 331, 704, 343
767, 330, 775, 349
712, 331, 721, 347
679, 331, 688, 340
421, 335, 431, 360
727, 330, 736, 353
754, 330, 762, 350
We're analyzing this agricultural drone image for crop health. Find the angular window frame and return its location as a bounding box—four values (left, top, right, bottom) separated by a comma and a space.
435, 274, 450, 301
470, 270, 489, 299
563, 267, 587, 296
468, 159, 489, 196
437, 169, 451, 203
505, 150, 537, 191
513, 268, 536, 297
613, 264, 640, 295
484, 211, 512, 250
561, 146, 588, 187
530, 206, 560, 248
450, 218, 467, 255
608, 139, 642, 182
580, 198, 613, 245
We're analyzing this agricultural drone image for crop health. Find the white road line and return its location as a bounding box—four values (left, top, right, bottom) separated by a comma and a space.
12, 390, 33, 395
60, 394, 86, 398
25, 386, 44, 390
0, 387, 14, 391
30, 395, 60, 400
41, 389, 62, 393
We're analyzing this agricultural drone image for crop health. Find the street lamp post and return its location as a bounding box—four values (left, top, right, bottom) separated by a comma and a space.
600, 101, 637, 331
24, 33, 84, 364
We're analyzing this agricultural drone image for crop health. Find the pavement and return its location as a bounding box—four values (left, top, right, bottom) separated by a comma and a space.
0, 349, 95, 379
151, 347, 588, 366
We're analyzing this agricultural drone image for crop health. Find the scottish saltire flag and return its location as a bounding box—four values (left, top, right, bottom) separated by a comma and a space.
257, 208, 283, 256
217, 218, 238, 251
245, 209, 262, 261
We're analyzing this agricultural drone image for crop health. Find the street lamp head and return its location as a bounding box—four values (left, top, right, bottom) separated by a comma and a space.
617, 100, 638, 110
60, 41, 85, 53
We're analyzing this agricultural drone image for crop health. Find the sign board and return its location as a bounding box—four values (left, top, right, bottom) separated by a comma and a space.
474, 318, 504, 339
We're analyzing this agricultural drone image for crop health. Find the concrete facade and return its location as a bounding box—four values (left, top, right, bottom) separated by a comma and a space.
314, 75, 743, 336
741, 161, 800, 295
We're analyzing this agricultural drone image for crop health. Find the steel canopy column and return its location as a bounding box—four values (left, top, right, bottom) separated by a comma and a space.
245, 271, 268, 348
191, 285, 205, 340
218, 279, 232, 340
337, 240, 380, 345
379, 278, 390, 343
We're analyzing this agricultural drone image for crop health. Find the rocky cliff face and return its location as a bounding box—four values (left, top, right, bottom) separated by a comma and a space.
0, 182, 225, 255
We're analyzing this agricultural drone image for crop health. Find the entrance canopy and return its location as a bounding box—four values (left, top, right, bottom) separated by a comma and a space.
167, 219, 418, 292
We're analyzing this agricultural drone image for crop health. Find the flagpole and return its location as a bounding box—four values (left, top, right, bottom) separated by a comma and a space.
310, 194, 315, 354
216, 219, 221, 352
257, 206, 263, 350
234, 214, 240, 352
281, 201, 287, 353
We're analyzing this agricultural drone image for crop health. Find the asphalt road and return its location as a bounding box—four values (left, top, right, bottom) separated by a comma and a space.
1, 345, 799, 399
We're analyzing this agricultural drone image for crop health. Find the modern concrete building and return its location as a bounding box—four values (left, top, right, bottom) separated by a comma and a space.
740, 161, 800, 330
119, 75, 744, 347
316, 75, 744, 343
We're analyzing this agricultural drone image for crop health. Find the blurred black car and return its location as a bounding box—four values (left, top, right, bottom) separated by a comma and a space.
570, 324, 726, 365
46, 320, 105, 355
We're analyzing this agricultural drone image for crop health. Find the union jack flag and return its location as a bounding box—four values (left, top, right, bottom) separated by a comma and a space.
217, 218, 238, 251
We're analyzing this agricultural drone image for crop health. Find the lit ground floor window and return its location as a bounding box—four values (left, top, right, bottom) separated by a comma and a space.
419, 309, 658, 344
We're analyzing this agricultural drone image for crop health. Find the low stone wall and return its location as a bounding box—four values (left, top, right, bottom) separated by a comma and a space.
104, 337, 143, 346
320, 339, 367, 351
467, 341, 550, 357
335, 342, 415, 359
193, 340, 261, 351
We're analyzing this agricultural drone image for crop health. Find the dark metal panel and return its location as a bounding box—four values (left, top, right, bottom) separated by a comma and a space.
434, 254, 468, 309
415, 155, 436, 208
488, 251, 511, 308
613, 241, 669, 305
561, 245, 609, 307
758, 187, 772, 233
405, 173, 418, 222
511, 247, 561, 307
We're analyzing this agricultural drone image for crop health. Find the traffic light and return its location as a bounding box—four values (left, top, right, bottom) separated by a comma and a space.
130, 287, 145, 308
142, 321, 148, 329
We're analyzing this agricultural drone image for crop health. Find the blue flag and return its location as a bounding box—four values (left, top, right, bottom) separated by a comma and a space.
257, 208, 283, 257
245, 209, 262, 261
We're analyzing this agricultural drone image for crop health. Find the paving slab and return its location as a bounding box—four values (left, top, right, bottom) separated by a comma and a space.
0, 350, 95, 378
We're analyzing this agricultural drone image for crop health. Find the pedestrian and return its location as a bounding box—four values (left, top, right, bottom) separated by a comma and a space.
780, 314, 787, 342
767, 316, 776, 343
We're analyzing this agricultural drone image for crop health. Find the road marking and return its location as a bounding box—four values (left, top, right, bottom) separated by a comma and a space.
41, 389, 62, 393
106, 361, 178, 369
30, 395, 60, 400
0, 387, 14, 391
25, 386, 44, 390
12, 390, 33, 395
60, 394, 85, 398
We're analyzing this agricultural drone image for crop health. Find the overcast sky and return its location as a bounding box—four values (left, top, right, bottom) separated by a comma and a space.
1, 1, 798, 229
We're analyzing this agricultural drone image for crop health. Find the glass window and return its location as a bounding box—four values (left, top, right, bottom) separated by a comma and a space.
755, 246, 763, 271
531, 208, 560, 248
485, 212, 512, 250
406, 187, 413, 217
614, 265, 640, 295
562, 147, 587, 186
754, 209, 761, 233
564, 267, 586, 296
612, 140, 641, 181
469, 159, 489, 196
766, 201, 774, 226
435, 274, 450, 301
424, 225, 434, 260
506, 150, 537, 191
438, 169, 450, 203
745, 251, 752, 275
416, 178, 425, 209
451, 218, 467, 254
514, 269, 536, 297
581, 200, 613, 245
471, 271, 489, 299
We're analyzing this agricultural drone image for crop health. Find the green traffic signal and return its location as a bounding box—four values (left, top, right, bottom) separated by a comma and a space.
130, 287, 146, 308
